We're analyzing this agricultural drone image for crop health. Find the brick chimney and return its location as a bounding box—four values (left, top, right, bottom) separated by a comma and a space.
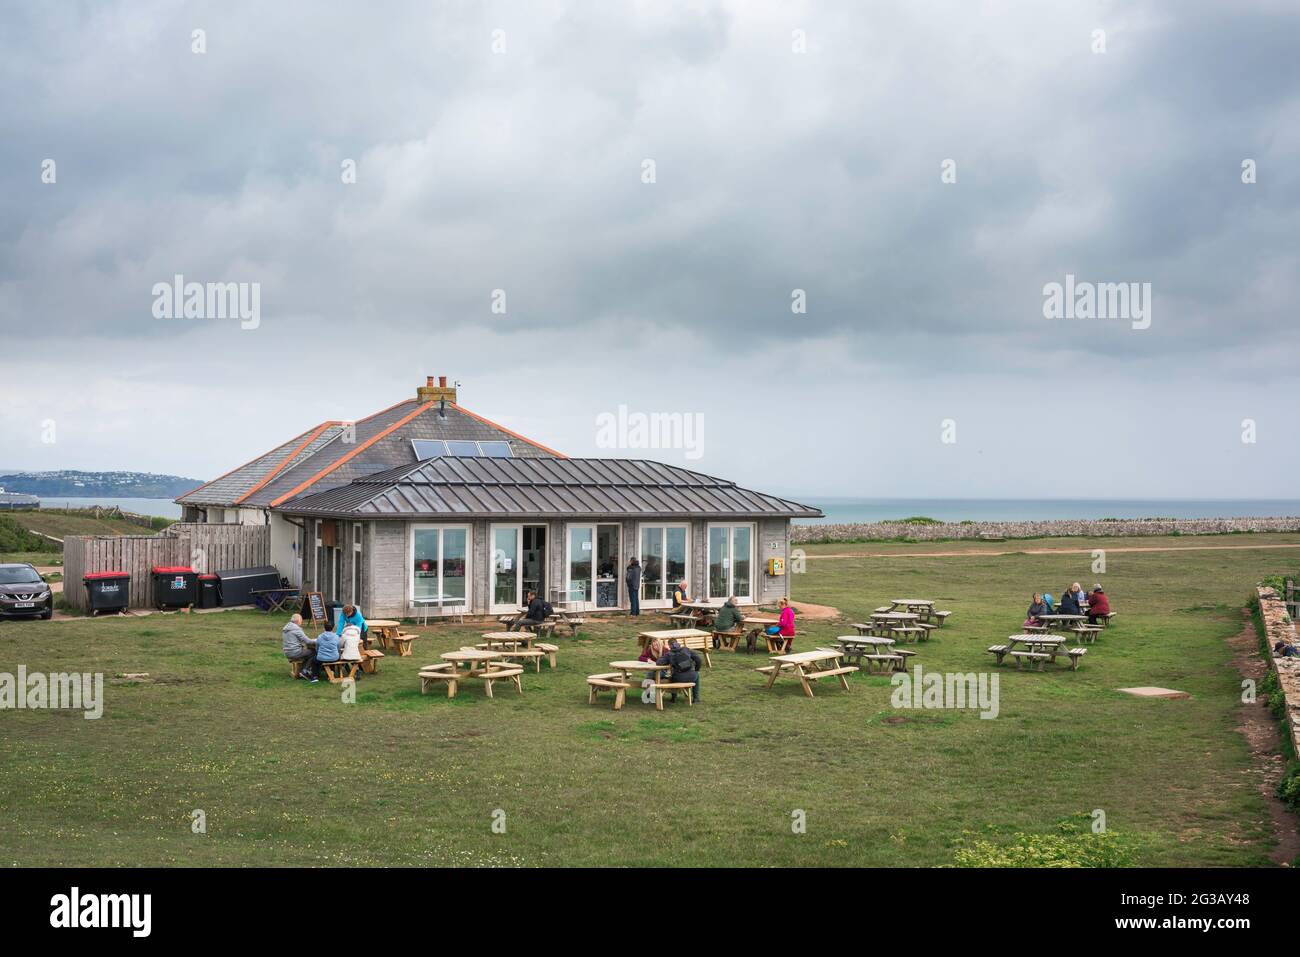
417, 375, 457, 404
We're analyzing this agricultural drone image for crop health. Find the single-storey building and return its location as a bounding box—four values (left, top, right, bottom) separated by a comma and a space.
177, 377, 821, 619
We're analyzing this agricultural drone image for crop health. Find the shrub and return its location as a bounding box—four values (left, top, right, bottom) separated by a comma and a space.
953, 829, 1135, 868
1278, 764, 1300, 812
0, 514, 53, 553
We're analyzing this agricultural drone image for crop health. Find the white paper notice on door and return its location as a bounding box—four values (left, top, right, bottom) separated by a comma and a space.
582, 542, 592, 551
503, 559, 512, 570
723, 559, 730, 569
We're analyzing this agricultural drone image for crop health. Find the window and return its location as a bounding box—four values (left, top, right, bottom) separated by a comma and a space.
707, 523, 754, 602
637, 524, 689, 607
410, 525, 470, 611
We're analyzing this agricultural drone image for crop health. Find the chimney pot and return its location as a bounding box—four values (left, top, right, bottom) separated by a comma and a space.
426, 376, 434, 387
439, 376, 447, 388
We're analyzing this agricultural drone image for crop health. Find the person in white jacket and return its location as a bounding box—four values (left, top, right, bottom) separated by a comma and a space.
338, 624, 365, 680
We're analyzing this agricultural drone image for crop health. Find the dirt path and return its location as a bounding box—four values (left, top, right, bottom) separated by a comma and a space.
805, 542, 1300, 560
789, 600, 842, 620
1227, 612, 1300, 866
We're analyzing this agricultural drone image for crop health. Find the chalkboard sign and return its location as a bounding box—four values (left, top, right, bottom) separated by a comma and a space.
303, 591, 327, 625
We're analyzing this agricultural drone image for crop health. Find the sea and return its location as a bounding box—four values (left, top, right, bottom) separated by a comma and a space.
799, 498, 1300, 525
38, 496, 184, 519
33, 495, 1300, 525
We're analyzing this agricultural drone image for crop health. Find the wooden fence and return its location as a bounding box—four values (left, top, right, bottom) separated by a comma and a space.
62, 523, 271, 611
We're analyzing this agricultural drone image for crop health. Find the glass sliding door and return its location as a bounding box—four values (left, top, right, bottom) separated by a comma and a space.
595, 524, 620, 608
491, 525, 521, 614
566, 525, 594, 605
706, 523, 755, 602
638, 524, 689, 608
410, 525, 471, 614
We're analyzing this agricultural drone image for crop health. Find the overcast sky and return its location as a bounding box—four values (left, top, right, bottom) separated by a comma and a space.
2, 0, 1298, 500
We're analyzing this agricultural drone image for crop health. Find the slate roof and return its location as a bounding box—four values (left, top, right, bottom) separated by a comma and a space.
177, 400, 562, 508
274, 457, 824, 520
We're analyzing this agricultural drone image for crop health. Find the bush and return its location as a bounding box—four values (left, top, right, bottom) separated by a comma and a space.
953, 829, 1135, 868
1278, 764, 1300, 812
0, 514, 53, 553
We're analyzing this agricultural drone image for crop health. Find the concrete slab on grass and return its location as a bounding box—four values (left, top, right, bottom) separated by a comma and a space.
1118, 686, 1191, 699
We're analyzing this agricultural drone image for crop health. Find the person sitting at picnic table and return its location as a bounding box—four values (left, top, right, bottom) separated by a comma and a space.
670, 580, 691, 613
281, 613, 319, 681
1087, 585, 1111, 624
1026, 593, 1049, 627
655, 638, 703, 704
335, 604, 368, 647
712, 595, 743, 648
314, 628, 341, 667
764, 596, 796, 651
1057, 585, 1082, 616
639, 637, 666, 664
338, 623, 365, 680
1041, 592, 1055, 613
508, 590, 550, 632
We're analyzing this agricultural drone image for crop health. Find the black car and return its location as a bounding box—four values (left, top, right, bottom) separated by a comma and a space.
0, 563, 54, 620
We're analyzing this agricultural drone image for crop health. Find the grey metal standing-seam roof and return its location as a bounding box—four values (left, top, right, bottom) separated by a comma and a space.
274, 457, 824, 520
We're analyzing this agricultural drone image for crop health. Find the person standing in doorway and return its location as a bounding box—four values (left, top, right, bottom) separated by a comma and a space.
626, 557, 642, 617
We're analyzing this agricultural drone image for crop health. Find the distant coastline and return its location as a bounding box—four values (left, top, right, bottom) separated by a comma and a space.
797, 498, 1300, 525
792, 515, 1300, 544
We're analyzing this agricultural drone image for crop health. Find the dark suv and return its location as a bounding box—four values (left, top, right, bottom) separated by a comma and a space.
0, 563, 54, 620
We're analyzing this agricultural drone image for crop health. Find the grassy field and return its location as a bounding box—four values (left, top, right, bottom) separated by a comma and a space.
1, 533, 1298, 867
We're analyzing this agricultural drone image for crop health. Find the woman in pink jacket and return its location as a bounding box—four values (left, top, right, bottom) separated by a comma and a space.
765, 597, 796, 652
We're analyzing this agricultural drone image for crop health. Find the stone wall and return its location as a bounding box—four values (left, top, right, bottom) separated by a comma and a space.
1257, 586, 1300, 756
792, 516, 1300, 544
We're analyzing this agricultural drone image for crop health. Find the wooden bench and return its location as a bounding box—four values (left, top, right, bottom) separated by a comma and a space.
587, 673, 631, 710
1066, 647, 1088, 670
1022, 623, 1049, 634
889, 627, 926, 643
652, 680, 696, 709
481, 666, 524, 698
1069, 625, 1104, 644
873, 606, 892, 614
360, 648, 385, 674
713, 629, 743, 652
861, 653, 905, 674
289, 658, 307, 679
1098, 612, 1116, 627
986, 643, 1010, 666
536, 642, 559, 668
490, 647, 546, 672
389, 634, 417, 657
320, 660, 359, 683
676, 635, 713, 668
669, 614, 699, 628
556, 616, 585, 637
1008, 650, 1051, 671
933, 610, 952, 626
419, 663, 459, 697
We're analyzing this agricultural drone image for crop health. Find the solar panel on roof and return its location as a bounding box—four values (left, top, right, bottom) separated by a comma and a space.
412, 439, 448, 459
478, 441, 514, 458
446, 440, 481, 457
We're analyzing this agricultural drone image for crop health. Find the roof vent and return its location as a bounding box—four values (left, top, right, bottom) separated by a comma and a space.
417, 375, 457, 404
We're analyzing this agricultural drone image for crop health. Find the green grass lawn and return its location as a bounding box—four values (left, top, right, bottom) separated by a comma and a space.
1, 534, 1297, 867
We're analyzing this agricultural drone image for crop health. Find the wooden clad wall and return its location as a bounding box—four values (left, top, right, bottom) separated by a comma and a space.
61, 524, 271, 611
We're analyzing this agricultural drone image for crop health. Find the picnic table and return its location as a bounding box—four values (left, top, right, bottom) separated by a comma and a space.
481, 630, 537, 649
367, 619, 401, 646
671, 601, 718, 628
418, 648, 523, 699
834, 635, 905, 673
251, 587, 299, 613
757, 649, 857, 698
1036, 614, 1086, 630
637, 628, 711, 650
741, 616, 784, 653
891, 599, 934, 613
